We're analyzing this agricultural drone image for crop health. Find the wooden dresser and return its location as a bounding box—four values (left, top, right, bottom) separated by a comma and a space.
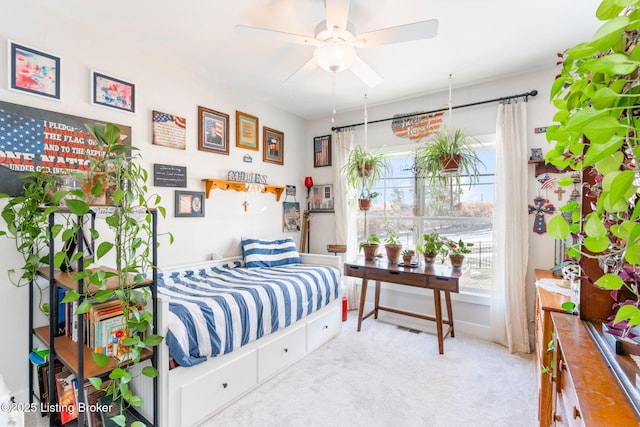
534, 269, 640, 426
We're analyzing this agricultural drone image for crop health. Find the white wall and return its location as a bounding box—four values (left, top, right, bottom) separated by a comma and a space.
0, 2, 308, 400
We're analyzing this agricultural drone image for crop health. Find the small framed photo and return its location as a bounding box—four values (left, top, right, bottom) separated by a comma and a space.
198, 106, 229, 155
263, 127, 284, 165
175, 190, 205, 217
236, 111, 259, 151
310, 184, 334, 213
9, 41, 61, 100
313, 135, 332, 167
530, 147, 543, 161
92, 71, 135, 113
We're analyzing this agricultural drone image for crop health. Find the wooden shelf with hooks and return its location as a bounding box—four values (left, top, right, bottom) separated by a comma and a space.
201, 178, 286, 201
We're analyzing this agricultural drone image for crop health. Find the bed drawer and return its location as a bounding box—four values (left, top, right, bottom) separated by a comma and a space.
258, 324, 306, 381
180, 350, 257, 426
307, 304, 341, 352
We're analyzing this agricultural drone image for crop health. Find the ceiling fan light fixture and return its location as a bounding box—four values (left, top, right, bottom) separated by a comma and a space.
314, 41, 356, 73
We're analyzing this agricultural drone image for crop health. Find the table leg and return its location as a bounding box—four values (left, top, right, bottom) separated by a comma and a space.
374, 280, 381, 319
445, 291, 455, 338
357, 278, 369, 332
434, 289, 444, 354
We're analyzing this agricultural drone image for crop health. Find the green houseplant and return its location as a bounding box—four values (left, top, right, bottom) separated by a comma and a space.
401, 249, 414, 266
0, 123, 170, 426
342, 145, 390, 209
359, 233, 381, 260
416, 230, 447, 264
383, 218, 402, 264
545, 0, 640, 336
446, 238, 473, 269
416, 127, 485, 193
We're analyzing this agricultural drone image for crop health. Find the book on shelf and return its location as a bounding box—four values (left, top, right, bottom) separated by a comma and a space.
84, 379, 111, 427
40, 361, 63, 420
54, 369, 78, 424
97, 393, 122, 427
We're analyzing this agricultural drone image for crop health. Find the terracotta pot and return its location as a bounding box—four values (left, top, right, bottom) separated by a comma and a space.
439, 154, 462, 173
402, 256, 412, 266
449, 254, 465, 269
423, 253, 437, 265
358, 163, 374, 177
361, 244, 379, 261
385, 244, 403, 264
358, 198, 371, 210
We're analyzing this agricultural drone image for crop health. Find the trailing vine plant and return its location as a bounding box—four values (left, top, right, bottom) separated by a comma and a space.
0, 123, 171, 426
546, 0, 640, 336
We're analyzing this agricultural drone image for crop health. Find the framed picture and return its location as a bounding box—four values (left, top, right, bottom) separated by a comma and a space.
175, 191, 205, 217
152, 110, 186, 150
236, 111, 259, 151
198, 106, 229, 154
310, 184, 334, 212
313, 135, 332, 167
91, 71, 135, 113
9, 41, 61, 100
263, 127, 284, 165
283, 201, 301, 232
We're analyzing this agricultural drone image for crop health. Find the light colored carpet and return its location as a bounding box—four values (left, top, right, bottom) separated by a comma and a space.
201, 313, 537, 427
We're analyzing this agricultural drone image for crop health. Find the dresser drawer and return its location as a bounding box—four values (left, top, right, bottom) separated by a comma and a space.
427, 275, 458, 292
258, 324, 306, 381
307, 303, 341, 352
180, 350, 257, 426
344, 264, 365, 278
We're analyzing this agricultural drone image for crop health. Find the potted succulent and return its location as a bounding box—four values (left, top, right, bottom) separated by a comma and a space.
401, 249, 414, 266
359, 233, 381, 260
342, 145, 390, 209
416, 230, 447, 265
416, 127, 485, 193
446, 238, 473, 269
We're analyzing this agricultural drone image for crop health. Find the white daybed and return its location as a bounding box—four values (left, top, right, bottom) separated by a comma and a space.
152, 252, 342, 427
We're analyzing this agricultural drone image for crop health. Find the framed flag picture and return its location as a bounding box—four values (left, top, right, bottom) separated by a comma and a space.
152, 110, 186, 150
313, 135, 331, 167
198, 106, 229, 155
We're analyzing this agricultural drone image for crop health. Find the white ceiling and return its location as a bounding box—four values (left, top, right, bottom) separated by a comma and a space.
32, 0, 603, 120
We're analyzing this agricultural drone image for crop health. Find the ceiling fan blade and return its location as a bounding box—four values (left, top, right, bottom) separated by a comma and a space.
349, 56, 383, 87
236, 25, 318, 46
284, 56, 318, 84
325, 0, 350, 34
356, 19, 438, 47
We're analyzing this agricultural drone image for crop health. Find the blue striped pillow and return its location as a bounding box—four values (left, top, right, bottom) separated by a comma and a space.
241, 237, 301, 268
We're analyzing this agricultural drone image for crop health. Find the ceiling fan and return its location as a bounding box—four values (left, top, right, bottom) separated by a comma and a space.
236, 0, 438, 87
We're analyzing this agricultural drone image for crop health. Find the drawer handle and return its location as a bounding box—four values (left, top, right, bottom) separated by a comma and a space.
349, 266, 360, 270
573, 406, 581, 419
388, 271, 401, 275
222, 382, 228, 389
554, 414, 562, 422
283, 348, 288, 353
323, 325, 329, 330
434, 276, 449, 281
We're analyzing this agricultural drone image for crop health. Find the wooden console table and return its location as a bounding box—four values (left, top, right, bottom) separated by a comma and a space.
344, 259, 468, 354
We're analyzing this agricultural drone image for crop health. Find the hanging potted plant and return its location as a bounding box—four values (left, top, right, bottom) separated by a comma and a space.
342, 145, 390, 209
416, 127, 485, 192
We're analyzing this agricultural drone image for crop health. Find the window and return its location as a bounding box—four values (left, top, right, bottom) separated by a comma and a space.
358, 141, 495, 292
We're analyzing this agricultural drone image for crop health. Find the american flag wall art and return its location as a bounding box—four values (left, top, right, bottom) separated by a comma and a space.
152, 110, 186, 150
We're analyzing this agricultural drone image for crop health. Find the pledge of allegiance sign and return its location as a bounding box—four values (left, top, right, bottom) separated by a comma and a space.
391, 110, 444, 141
0, 101, 131, 196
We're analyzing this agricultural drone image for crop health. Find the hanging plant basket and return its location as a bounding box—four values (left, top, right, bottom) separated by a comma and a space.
439, 154, 462, 173
357, 163, 374, 177
358, 198, 372, 210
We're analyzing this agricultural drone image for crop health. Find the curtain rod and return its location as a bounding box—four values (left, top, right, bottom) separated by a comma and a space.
330, 89, 538, 132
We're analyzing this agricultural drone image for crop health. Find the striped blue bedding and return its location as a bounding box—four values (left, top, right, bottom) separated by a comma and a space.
158, 263, 340, 367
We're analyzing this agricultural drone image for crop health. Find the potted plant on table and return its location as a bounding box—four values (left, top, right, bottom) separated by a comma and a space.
359, 233, 381, 260
401, 249, 414, 266
415, 127, 485, 193
446, 238, 473, 269
342, 145, 390, 209
416, 230, 447, 265
384, 229, 403, 265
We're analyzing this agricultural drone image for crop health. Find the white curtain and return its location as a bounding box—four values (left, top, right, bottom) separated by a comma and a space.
491, 101, 530, 354
333, 128, 358, 309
